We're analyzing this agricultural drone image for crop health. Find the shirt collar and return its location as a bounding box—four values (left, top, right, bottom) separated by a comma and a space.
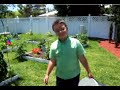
58, 35, 69, 44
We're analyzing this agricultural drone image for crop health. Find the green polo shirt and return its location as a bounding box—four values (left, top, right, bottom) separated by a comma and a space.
49, 36, 86, 79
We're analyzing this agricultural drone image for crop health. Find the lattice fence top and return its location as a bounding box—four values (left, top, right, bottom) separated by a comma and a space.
91, 16, 108, 22
65, 16, 88, 22
0, 16, 109, 24
77, 16, 88, 22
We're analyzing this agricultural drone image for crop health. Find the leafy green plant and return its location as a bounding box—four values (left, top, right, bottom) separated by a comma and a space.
15, 41, 27, 62
6, 35, 13, 39
77, 33, 89, 47
0, 43, 7, 51
29, 35, 42, 41
37, 39, 50, 60
45, 39, 51, 60
46, 31, 53, 37
45, 46, 50, 60
26, 30, 33, 35
37, 39, 46, 49
0, 51, 8, 82
0, 34, 16, 51
0, 35, 9, 51
0, 36, 7, 43
13, 33, 19, 38
29, 30, 33, 35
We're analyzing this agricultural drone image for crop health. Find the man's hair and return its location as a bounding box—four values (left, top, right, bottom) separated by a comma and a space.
52, 19, 68, 31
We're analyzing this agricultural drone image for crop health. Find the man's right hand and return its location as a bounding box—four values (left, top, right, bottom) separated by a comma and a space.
44, 74, 49, 85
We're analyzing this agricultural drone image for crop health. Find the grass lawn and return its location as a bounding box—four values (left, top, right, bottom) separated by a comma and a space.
2, 34, 120, 86
81, 39, 120, 86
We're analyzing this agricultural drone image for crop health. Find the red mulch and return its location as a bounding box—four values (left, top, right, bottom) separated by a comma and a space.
99, 40, 120, 59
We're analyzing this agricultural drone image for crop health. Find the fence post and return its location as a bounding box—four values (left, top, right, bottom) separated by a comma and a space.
45, 16, 49, 32
30, 15, 32, 32
14, 16, 19, 34
45, 7, 49, 32
88, 14, 91, 37
6, 18, 9, 32
16, 16, 19, 34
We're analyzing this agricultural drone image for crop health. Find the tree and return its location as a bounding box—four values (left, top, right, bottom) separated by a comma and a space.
17, 4, 32, 17
110, 5, 120, 47
17, 4, 46, 17
32, 4, 46, 17
54, 5, 103, 16
54, 5, 69, 16
0, 4, 16, 33
0, 4, 15, 18
100, 5, 112, 15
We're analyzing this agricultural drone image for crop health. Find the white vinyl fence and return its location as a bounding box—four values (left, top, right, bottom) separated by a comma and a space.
0, 15, 115, 39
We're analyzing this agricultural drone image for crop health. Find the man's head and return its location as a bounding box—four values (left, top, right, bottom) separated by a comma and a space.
52, 19, 68, 40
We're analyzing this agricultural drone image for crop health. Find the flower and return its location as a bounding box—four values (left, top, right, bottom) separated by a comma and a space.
32, 48, 42, 54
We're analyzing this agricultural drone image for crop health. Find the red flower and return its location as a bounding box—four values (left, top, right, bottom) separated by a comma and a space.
32, 48, 42, 54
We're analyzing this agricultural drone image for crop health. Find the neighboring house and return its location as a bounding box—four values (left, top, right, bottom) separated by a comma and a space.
103, 14, 114, 17
38, 10, 58, 17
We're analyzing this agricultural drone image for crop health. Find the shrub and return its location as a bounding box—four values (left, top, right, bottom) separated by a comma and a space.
115, 24, 120, 48
37, 39, 46, 49
77, 33, 89, 47
0, 52, 8, 82
15, 41, 27, 62
46, 31, 53, 37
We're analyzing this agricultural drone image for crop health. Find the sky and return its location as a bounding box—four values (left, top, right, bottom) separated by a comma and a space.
46, 4, 54, 10
8, 4, 54, 11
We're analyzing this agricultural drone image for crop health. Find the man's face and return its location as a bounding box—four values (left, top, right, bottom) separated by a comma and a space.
53, 23, 68, 39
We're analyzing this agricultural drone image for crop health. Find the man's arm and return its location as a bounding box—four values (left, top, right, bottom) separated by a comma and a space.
44, 59, 56, 85
45, 59, 56, 76
79, 55, 94, 78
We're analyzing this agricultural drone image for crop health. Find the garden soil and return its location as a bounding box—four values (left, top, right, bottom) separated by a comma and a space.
99, 40, 120, 59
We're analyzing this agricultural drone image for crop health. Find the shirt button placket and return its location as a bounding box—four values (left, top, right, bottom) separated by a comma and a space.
62, 44, 65, 55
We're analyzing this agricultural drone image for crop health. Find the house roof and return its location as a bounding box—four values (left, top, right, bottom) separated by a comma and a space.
38, 10, 58, 17
103, 14, 114, 17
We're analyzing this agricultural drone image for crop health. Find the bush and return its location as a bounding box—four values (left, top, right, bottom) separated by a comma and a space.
0, 52, 8, 82
46, 31, 53, 37
15, 41, 27, 62
77, 33, 89, 47
115, 24, 120, 47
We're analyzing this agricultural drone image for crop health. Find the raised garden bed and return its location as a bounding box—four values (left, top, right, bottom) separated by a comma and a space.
0, 75, 20, 86
2, 46, 18, 53
26, 40, 39, 44
22, 55, 49, 64
22, 50, 49, 63
0, 51, 20, 86
82, 41, 89, 48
